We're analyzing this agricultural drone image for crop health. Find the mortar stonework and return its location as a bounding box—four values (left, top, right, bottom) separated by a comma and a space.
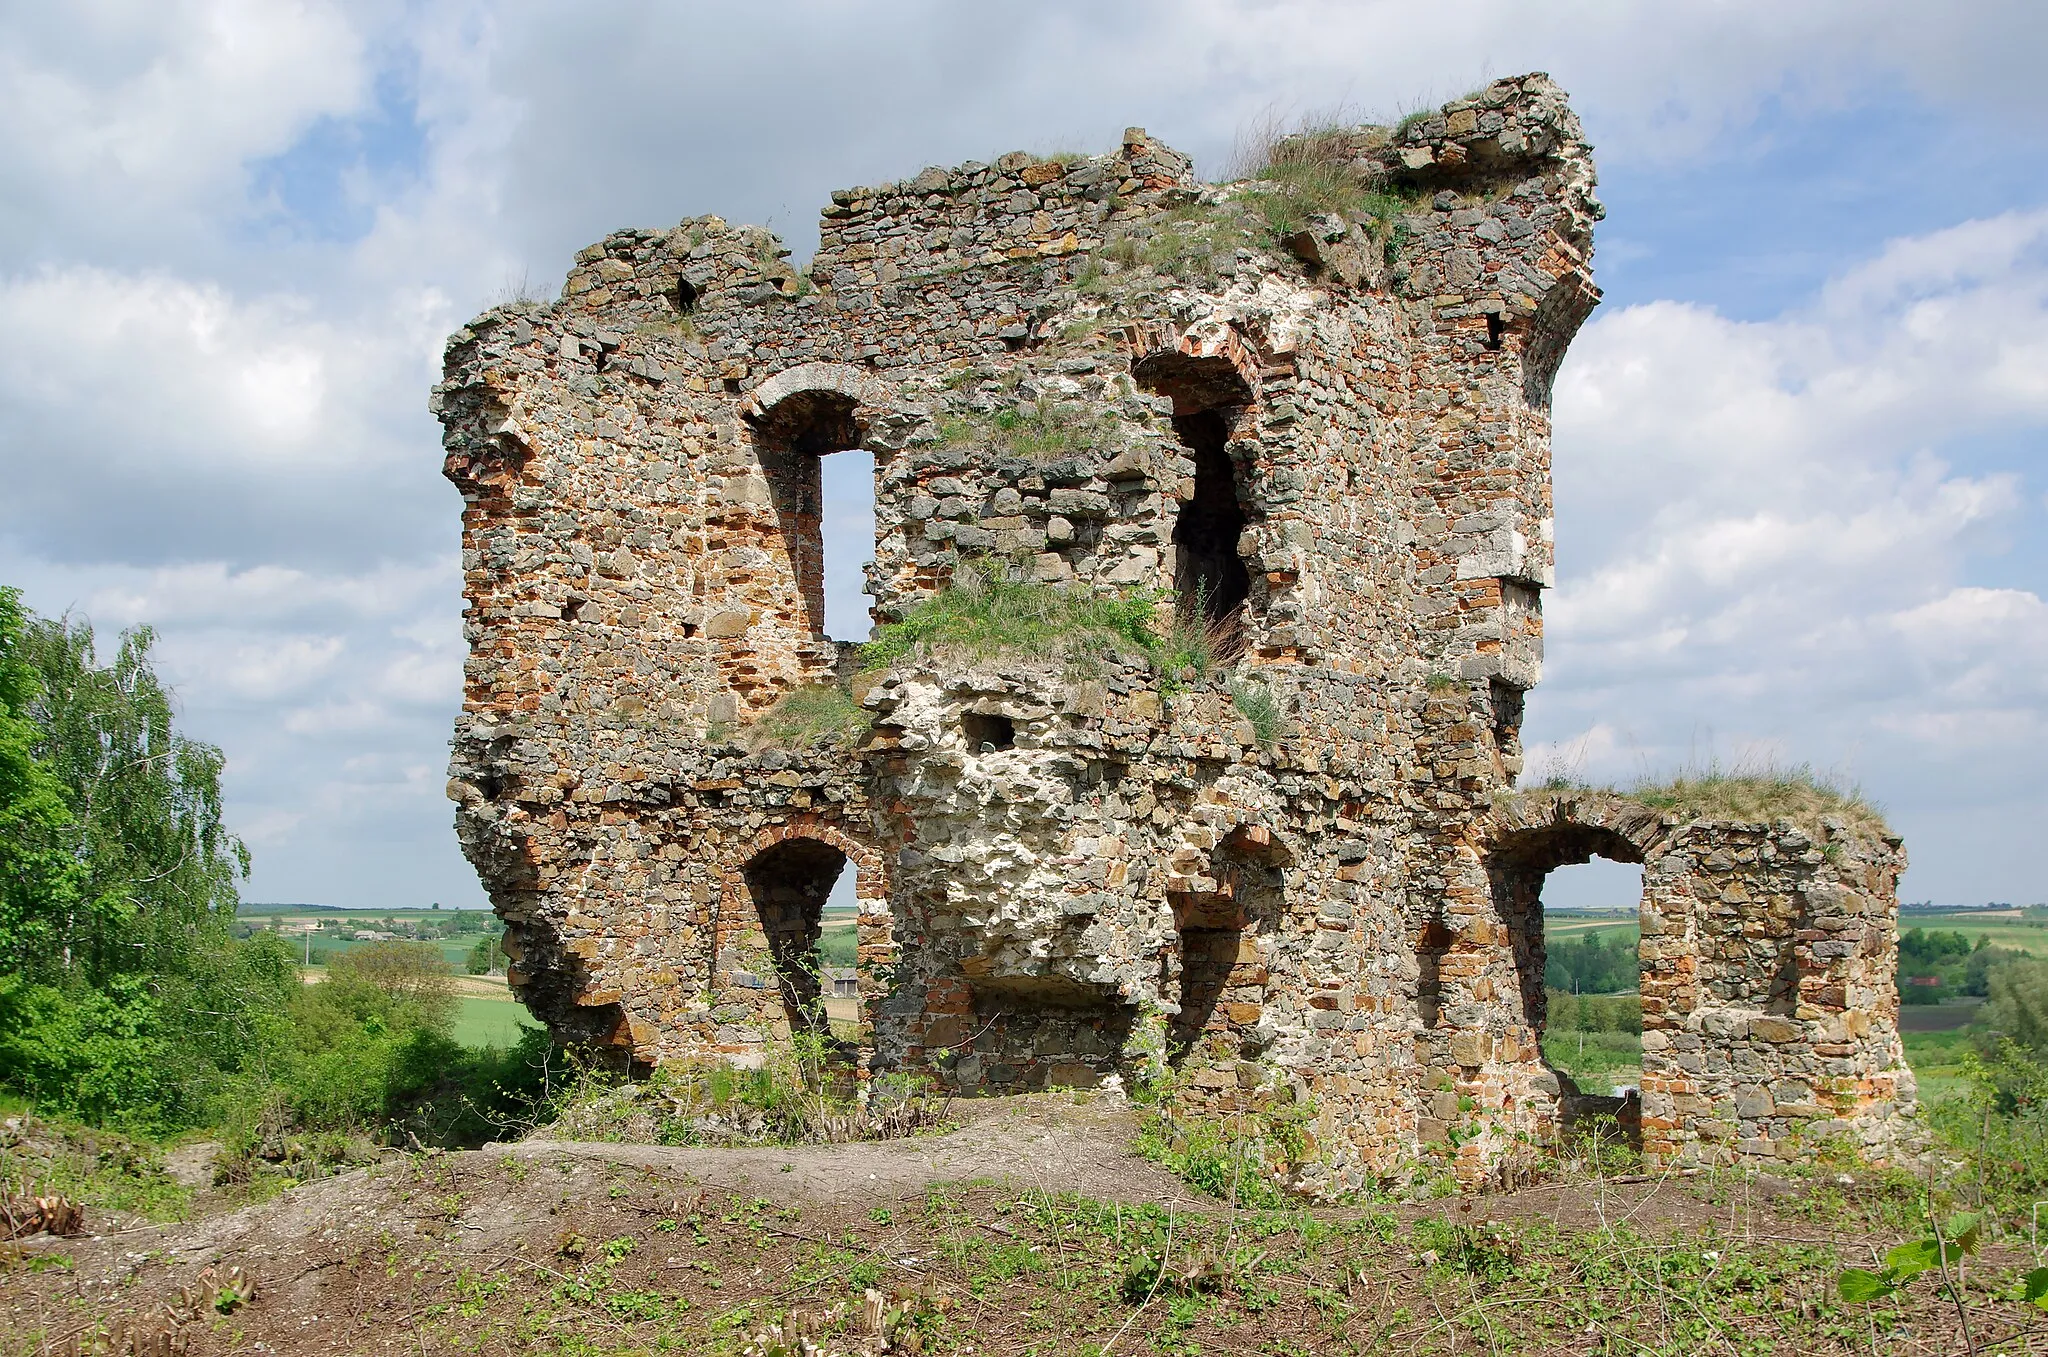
434, 74, 1916, 1190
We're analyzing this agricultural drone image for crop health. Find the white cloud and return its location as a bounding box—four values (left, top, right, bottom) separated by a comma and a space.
0, 0, 374, 253
1537, 211, 2048, 897
4, 0, 2046, 907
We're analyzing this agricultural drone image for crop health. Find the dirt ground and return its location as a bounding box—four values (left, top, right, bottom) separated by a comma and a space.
5, 1096, 2042, 1356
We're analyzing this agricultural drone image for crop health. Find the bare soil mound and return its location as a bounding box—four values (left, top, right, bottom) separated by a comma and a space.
4, 1096, 2035, 1355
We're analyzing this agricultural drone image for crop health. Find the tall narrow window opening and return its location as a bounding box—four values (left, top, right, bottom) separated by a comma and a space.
755, 391, 875, 641
1170, 409, 1251, 653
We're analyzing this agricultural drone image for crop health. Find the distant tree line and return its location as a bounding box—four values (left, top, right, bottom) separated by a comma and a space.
1897, 927, 2032, 1005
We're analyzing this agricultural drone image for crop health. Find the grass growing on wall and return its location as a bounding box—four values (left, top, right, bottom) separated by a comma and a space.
746, 683, 871, 751
1533, 761, 1891, 838
861, 559, 1205, 680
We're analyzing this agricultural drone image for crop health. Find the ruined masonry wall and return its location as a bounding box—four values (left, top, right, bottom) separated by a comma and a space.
436, 72, 1914, 1189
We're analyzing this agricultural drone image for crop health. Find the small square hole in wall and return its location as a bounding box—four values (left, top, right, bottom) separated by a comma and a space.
962, 712, 1015, 752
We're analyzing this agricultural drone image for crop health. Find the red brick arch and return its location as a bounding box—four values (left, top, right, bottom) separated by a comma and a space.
710, 814, 894, 1052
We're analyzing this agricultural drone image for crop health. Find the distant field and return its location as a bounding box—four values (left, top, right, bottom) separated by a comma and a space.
1898, 913, 2047, 957
454, 995, 538, 1048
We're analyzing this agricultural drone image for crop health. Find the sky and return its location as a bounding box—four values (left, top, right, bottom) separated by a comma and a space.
1, 0, 2043, 911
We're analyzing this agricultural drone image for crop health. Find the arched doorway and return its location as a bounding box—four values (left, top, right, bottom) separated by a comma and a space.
714, 818, 893, 1062
743, 363, 886, 645
1475, 802, 1667, 1146
741, 836, 846, 1045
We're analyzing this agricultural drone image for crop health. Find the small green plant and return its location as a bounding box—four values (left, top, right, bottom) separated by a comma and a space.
936, 401, 1122, 461
1837, 1210, 1983, 1344
1227, 678, 1281, 748
1424, 672, 1461, 694
1615, 759, 1889, 837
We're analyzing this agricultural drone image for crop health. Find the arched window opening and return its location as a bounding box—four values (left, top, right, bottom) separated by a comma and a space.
1481, 828, 1648, 1146
753, 390, 876, 642
1416, 917, 1453, 1030
673, 277, 699, 314
1538, 858, 1645, 1099
1133, 349, 1258, 662
1171, 409, 1251, 655
741, 838, 849, 1049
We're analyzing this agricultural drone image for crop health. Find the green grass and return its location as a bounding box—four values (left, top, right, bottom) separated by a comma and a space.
1534, 761, 1890, 837
862, 559, 1205, 680
453, 995, 539, 1049
745, 683, 869, 751
936, 402, 1123, 460
1898, 914, 2048, 957
1543, 1030, 1642, 1092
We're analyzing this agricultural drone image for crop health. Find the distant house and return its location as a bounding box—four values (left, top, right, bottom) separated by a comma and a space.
826, 968, 857, 998
352, 929, 397, 942
1904, 975, 1942, 987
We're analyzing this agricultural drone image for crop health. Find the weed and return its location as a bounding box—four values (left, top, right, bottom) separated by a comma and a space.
1611, 759, 1889, 837
935, 401, 1122, 461
1227, 678, 1282, 748
1424, 671, 1462, 694
743, 684, 870, 752
861, 558, 1173, 676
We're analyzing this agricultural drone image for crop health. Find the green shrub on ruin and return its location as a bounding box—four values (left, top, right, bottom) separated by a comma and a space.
1619, 762, 1889, 837
936, 400, 1123, 461
1228, 677, 1282, 748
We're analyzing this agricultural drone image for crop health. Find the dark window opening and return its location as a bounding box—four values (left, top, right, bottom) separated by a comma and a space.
754, 390, 875, 641
673, 277, 699, 314
1170, 409, 1252, 657
1416, 917, 1452, 1030
1484, 312, 1505, 350
741, 838, 848, 1048
1489, 677, 1524, 750
681, 621, 699, 638
962, 712, 1015, 752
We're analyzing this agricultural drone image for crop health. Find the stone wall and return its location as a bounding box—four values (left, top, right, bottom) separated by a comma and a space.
435, 72, 1914, 1189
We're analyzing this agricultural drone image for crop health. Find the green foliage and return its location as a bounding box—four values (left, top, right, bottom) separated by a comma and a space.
10, 609, 248, 984
745, 683, 870, 752
1982, 956, 2048, 1052
1836, 1210, 1978, 1303
1543, 988, 1641, 1034
861, 559, 1161, 674
1898, 928, 2029, 1003
1545, 932, 1640, 996
936, 400, 1123, 461
1134, 1103, 1311, 1209
1235, 121, 1429, 253
0, 589, 79, 977
466, 931, 506, 975
1227, 677, 1281, 748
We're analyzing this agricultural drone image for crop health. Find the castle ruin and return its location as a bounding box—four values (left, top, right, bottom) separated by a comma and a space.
435, 75, 1916, 1191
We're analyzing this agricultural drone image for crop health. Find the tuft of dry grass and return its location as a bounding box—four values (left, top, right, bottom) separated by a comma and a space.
745, 684, 870, 752
1537, 761, 1891, 838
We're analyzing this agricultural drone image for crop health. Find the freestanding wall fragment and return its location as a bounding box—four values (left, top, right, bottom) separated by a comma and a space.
435, 74, 1916, 1189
